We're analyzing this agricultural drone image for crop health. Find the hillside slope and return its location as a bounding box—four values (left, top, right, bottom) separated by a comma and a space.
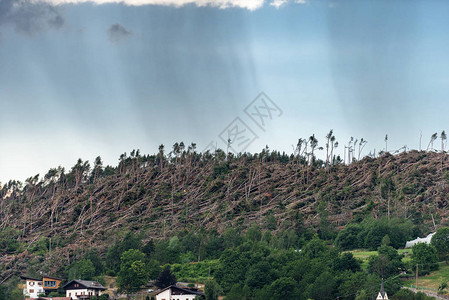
1, 149, 448, 281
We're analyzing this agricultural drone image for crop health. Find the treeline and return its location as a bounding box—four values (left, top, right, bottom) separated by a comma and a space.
335, 217, 418, 250
213, 238, 412, 300
44, 229, 385, 299
5, 224, 448, 299
67, 224, 314, 281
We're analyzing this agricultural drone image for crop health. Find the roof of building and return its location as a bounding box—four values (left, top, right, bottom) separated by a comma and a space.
405, 232, 435, 248
25, 298, 71, 300
20, 275, 41, 281
62, 279, 106, 290
157, 285, 205, 296
379, 280, 386, 297
42, 275, 64, 280
21, 274, 64, 281
377, 279, 388, 299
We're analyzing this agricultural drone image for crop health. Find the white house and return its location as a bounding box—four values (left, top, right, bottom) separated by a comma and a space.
405, 232, 435, 248
156, 285, 205, 300
20, 276, 44, 298
62, 279, 106, 299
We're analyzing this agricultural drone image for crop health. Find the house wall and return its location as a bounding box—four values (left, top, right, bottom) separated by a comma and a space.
23, 280, 44, 298
156, 289, 171, 300
42, 277, 62, 290
168, 295, 198, 300
156, 289, 199, 300
66, 288, 102, 299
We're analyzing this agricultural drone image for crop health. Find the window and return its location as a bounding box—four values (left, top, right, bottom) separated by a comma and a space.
30, 289, 34, 293
29, 281, 34, 286
44, 281, 56, 287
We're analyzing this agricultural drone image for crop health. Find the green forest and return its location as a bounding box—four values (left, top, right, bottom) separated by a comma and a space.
2, 223, 449, 299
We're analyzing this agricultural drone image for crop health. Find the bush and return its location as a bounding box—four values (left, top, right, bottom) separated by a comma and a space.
0, 227, 21, 255
411, 243, 439, 274
392, 288, 414, 300
334, 218, 414, 250
431, 227, 449, 261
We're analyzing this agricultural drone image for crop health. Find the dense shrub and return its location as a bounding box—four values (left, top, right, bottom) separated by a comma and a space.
335, 217, 415, 250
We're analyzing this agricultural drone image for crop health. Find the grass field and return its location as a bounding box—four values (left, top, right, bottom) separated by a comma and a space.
347, 248, 413, 269
349, 248, 449, 293
403, 263, 449, 291
348, 249, 378, 269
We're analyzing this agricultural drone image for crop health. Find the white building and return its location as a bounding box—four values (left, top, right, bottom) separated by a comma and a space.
62, 279, 106, 299
20, 276, 44, 298
156, 285, 205, 300
405, 232, 435, 248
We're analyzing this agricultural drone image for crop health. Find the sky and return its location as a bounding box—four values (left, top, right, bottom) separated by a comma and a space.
1, 0, 449, 183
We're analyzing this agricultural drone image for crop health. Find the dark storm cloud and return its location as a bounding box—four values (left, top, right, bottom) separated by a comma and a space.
107, 23, 131, 43
0, 0, 64, 35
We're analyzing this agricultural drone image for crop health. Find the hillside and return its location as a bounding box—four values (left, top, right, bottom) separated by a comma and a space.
1, 148, 449, 282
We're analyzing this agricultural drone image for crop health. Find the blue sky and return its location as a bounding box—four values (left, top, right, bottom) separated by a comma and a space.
1, 0, 449, 183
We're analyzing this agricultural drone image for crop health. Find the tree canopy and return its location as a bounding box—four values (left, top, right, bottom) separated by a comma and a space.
431, 227, 449, 261
117, 249, 149, 295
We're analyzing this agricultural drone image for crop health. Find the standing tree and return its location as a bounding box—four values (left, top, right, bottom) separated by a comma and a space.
441, 131, 448, 173
380, 177, 395, 222
91, 156, 103, 182
106, 232, 142, 273
347, 137, 354, 163
158, 144, 165, 172
270, 277, 300, 299
431, 227, 449, 262
330, 138, 338, 165
441, 131, 447, 152
117, 249, 149, 299
384, 134, 388, 153
354, 289, 369, 300
296, 138, 305, 164
353, 139, 358, 161
309, 134, 318, 165
68, 259, 96, 280
411, 243, 439, 274
325, 130, 333, 168
205, 279, 222, 300
142, 240, 155, 258
358, 138, 367, 160
156, 266, 177, 289
427, 133, 438, 151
